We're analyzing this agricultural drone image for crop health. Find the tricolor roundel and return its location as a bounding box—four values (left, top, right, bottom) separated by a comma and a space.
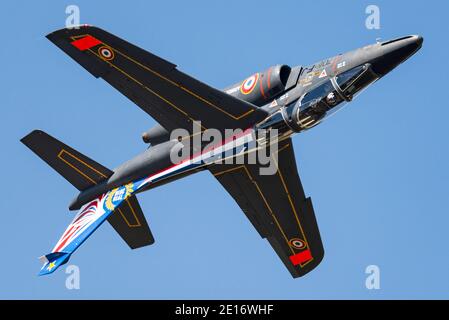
98, 46, 115, 61
240, 73, 259, 95
289, 238, 306, 250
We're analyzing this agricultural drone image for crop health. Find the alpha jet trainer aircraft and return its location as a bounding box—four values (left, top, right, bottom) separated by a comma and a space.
22, 26, 422, 277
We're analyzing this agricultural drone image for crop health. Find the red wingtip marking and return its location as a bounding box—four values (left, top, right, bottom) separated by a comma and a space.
71, 35, 101, 51
289, 249, 312, 266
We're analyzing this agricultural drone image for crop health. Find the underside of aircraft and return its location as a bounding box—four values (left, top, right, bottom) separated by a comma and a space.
21, 25, 422, 278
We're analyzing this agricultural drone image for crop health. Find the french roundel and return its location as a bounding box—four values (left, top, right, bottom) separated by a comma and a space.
98, 46, 114, 60
289, 238, 306, 250
240, 73, 259, 95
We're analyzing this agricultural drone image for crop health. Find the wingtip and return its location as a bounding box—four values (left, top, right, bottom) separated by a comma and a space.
46, 24, 96, 40
20, 129, 45, 144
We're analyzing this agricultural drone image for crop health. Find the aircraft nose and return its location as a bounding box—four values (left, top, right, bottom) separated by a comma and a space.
371, 35, 423, 76
415, 35, 424, 46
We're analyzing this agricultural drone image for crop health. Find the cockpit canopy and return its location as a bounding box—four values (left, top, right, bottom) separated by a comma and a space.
335, 64, 379, 100
287, 64, 379, 131
299, 63, 379, 110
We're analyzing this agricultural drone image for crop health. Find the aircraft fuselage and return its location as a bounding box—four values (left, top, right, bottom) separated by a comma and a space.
69, 35, 423, 210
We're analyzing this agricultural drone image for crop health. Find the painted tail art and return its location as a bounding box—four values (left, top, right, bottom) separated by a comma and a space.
38, 178, 151, 275
20, 130, 156, 276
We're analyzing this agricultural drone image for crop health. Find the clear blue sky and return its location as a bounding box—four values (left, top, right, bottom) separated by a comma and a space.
1, 0, 448, 299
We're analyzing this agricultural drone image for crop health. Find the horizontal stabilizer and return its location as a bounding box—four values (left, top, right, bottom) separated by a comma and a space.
108, 195, 155, 249
21, 130, 113, 191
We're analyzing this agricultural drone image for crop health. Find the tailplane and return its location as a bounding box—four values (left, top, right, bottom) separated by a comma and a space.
20, 130, 112, 190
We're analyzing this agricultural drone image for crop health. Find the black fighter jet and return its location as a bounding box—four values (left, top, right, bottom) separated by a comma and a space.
21, 26, 422, 277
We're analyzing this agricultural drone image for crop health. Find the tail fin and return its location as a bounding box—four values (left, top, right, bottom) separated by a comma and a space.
20, 130, 112, 190
21, 130, 155, 271
38, 252, 71, 276
35, 172, 155, 276
36, 191, 115, 276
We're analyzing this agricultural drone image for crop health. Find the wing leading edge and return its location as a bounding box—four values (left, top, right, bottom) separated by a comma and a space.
46, 25, 268, 135
209, 138, 324, 278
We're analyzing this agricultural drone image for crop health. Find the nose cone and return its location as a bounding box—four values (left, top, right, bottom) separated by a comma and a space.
371, 35, 423, 76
